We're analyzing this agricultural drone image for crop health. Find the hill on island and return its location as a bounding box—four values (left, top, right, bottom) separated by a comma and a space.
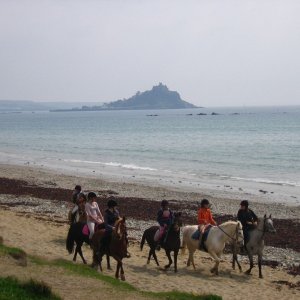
101, 83, 197, 110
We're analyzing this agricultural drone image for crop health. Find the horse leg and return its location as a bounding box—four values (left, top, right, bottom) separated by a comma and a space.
120, 261, 125, 281
164, 250, 172, 269
73, 246, 78, 262
115, 261, 120, 279
188, 250, 196, 270
147, 249, 152, 264
106, 255, 111, 270
258, 254, 263, 279
151, 248, 160, 266
77, 245, 87, 264
174, 250, 178, 273
209, 251, 220, 275
245, 253, 254, 275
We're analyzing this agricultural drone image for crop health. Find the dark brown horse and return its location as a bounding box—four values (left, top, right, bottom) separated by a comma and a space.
91, 217, 128, 281
66, 222, 111, 268
140, 212, 182, 272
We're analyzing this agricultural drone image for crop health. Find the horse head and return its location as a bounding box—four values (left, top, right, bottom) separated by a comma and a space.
263, 214, 276, 233
172, 212, 183, 231
114, 217, 127, 240
236, 221, 244, 246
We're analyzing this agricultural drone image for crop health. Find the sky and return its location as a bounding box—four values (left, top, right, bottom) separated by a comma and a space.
0, 0, 299, 107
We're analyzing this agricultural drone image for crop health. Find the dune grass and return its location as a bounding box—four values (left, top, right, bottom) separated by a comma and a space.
0, 243, 221, 300
0, 276, 61, 300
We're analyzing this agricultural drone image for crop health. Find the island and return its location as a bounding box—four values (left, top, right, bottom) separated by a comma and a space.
50, 83, 198, 111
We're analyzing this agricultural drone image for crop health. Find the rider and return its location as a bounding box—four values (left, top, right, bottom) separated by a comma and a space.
70, 192, 87, 223
156, 200, 173, 250
237, 200, 258, 249
72, 185, 82, 204
194, 199, 217, 245
100, 198, 120, 251
85, 192, 104, 241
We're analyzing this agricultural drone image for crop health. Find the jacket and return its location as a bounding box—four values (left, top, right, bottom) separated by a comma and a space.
197, 208, 216, 226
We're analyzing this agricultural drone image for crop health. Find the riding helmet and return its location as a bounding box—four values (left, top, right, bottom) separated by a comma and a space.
107, 199, 118, 208
87, 192, 97, 200
240, 200, 249, 208
200, 199, 210, 207
161, 200, 169, 207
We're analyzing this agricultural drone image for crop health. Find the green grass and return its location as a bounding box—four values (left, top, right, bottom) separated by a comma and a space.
0, 276, 61, 300
0, 243, 26, 257
1, 243, 221, 300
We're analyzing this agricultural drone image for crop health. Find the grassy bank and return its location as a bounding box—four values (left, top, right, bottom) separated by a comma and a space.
0, 243, 221, 300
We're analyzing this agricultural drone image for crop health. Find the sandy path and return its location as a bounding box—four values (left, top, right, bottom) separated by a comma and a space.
0, 209, 299, 300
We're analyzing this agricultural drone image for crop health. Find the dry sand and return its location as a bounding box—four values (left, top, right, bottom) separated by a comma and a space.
0, 209, 299, 300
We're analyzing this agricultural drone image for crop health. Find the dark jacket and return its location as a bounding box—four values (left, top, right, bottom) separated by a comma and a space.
237, 208, 258, 230
104, 208, 120, 232
157, 208, 173, 227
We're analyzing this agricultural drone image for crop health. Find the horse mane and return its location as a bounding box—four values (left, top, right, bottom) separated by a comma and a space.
219, 220, 241, 229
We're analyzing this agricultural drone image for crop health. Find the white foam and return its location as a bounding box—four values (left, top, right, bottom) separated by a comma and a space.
63, 159, 157, 171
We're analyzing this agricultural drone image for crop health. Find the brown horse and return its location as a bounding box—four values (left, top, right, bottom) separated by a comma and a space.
91, 217, 128, 281
140, 212, 182, 272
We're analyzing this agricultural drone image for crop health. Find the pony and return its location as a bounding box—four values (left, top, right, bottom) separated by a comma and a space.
232, 214, 276, 278
66, 222, 110, 267
140, 212, 183, 272
181, 221, 243, 275
91, 217, 128, 281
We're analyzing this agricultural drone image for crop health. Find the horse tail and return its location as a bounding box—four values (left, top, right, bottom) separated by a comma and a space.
66, 224, 75, 254
140, 231, 146, 251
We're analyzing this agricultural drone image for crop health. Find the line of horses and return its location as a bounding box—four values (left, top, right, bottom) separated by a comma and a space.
66, 213, 276, 281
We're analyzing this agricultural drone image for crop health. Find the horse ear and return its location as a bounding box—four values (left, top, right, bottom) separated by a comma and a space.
264, 214, 267, 219
122, 216, 126, 222
269, 214, 272, 219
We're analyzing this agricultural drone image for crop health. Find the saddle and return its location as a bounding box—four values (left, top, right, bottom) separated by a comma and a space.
192, 225, 213, 252
82, 223, 105, 236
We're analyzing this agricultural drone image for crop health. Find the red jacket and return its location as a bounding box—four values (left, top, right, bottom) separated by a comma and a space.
197, 208, 216, 225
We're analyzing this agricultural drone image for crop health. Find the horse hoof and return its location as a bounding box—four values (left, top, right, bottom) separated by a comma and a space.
121, 275, 125, 281
107, 266, 112, 270
164, 265, 170, 269
259, 275, 263, 279
245, 270, 251, 275
210, 268, 215, 274
147, 260, 150, 265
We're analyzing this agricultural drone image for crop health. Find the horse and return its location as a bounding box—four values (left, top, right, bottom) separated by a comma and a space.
66, 222, 110, 267
232, 214, 276, 278
91, 217, 128, 281
140, 212, 183, 272
181, 221, 244, 275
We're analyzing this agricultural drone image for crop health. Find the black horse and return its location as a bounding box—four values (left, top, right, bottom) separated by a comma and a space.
66, 222, 110, 267
140, 212, 182, 272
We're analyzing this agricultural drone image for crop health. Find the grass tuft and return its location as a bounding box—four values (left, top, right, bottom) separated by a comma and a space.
0, 276, 61, 300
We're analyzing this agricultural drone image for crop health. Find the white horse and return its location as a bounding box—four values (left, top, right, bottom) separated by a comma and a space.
181, 221, 244, 275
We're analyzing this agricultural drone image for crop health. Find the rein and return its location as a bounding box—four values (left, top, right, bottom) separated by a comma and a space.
217, 223, 240, 242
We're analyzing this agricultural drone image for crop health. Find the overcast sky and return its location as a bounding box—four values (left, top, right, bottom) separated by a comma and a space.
0, 0, 299, 106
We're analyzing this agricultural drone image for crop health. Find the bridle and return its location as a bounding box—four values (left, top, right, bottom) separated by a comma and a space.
217, 222, 242, 243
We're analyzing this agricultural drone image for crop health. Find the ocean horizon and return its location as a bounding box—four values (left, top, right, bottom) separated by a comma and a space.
0, 105, 299, 204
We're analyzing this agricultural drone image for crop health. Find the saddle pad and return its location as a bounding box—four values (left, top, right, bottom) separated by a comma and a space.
82, 224, 89, 236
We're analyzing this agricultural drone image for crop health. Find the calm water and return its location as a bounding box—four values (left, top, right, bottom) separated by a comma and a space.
0, 106, 300, 199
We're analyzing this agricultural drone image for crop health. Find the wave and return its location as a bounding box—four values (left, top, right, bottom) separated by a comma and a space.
63, 159, 157, 171
228, 176, 300, 187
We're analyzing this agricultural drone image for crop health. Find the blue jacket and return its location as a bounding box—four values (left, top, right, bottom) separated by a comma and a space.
157, 208, 173, 227
104, 208, 120, 232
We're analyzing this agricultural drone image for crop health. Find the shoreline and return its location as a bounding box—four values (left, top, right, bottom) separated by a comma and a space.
0, 163, 300, 254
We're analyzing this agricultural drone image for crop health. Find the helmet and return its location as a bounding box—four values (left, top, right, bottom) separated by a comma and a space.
87, 192, 97, 200
200, 199, 210, 207
107, 199, 118, 208
240, 200, 249, 208
161, 200, 169, 207
75, 185, 81, 191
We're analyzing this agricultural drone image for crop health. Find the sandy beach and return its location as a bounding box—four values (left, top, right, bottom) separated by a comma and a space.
0, 163, 300, 299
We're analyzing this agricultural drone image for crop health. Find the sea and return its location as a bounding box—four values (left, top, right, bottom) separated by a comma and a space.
0, 106, 299, 204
